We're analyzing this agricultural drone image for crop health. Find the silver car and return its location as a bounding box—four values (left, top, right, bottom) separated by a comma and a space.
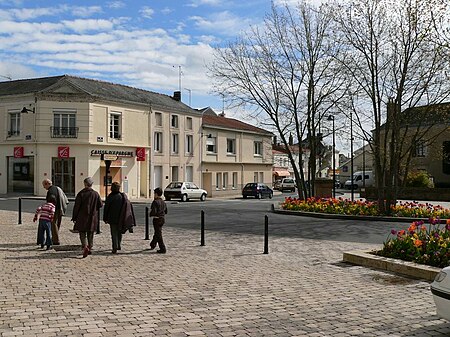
163, 181, 207, 202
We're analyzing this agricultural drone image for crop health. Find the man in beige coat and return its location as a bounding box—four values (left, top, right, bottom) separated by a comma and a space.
42, 179, 68, 245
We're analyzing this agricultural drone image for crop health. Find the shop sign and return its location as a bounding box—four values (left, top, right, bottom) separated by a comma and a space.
90, 149, 134, 157
14, 147, 24, 158
58, 146, 70, 158
136, 147, 146, 161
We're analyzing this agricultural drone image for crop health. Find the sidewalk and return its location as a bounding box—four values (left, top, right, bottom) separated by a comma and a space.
1, 210, 450, 336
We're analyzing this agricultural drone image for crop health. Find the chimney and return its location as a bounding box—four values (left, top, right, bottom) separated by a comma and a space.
173, 91, 181, 101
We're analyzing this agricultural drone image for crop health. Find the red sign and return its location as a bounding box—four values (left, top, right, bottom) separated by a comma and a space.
136, 147, 146, 161
58, 146, 70, 158
14, 147, 24, 158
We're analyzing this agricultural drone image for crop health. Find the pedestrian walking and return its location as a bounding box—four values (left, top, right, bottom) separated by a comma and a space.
34, 194, 56, 250
103, 182, 136, 254
41, 179, 68, 245
149, 187, 168, 254
71, 177, 102, 258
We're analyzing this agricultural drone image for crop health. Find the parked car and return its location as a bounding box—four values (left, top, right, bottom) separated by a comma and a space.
163, 181, 207, 202
280, 177, 296, 192
242, 182, 273, 199
273, 179, 282, 190
344, 171, 374, 189
431, 266, 450, 321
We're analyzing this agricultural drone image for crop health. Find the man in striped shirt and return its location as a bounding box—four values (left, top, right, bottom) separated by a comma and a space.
34, 194, 56, 250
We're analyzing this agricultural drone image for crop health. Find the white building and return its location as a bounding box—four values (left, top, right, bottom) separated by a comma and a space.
0, 75, 274, 198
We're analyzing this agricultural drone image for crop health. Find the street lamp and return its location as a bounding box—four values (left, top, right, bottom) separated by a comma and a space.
350, 110, 354, 201
327, 115, 336, 198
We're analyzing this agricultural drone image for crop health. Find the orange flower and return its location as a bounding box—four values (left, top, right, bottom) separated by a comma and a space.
447, 219, 450, 225
414, 239, 423, 247
421, 225, 427, 231
408, 223, 417, 232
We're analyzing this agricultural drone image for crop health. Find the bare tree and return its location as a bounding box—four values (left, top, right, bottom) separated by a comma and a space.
332, 0, 450, 213
210, 1, 345, 198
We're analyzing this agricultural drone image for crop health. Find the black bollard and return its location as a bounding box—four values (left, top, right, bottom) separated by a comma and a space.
18, 197, 22, 225
200, 210, 205, 246
263, 215, 269, 254
96, 208, 101, 234
145, 206, 149, 240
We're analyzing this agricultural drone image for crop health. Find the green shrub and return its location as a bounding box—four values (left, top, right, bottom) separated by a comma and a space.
405, 171, 434, 188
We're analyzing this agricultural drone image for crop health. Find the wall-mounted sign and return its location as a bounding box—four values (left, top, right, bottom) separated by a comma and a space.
136, 147, 146, 161
90, 149, 133, 157
14, 147, 24, 158
58, 146, 70, 158
25, 135, 32, 140
97, 136, 104, 142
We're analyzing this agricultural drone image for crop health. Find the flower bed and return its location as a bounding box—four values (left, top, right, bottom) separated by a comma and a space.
377, 219, 450, 268
281, 197, 450, 219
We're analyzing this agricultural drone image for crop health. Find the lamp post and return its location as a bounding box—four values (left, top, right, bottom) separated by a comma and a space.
350, 110, 354, 201
327, 115, 336, 198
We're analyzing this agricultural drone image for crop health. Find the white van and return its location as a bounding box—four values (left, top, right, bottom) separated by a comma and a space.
344, 171, 374, 189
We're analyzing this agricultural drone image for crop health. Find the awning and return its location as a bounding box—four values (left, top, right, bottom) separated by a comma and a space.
273, 169, 290, 177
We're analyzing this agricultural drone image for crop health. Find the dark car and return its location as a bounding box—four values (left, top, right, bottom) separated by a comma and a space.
242, 182, 273, 199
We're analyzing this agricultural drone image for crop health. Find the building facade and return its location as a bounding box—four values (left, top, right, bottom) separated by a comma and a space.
0, 75, 203, 198
200, 109, 274, 197
0, 76, 275, 199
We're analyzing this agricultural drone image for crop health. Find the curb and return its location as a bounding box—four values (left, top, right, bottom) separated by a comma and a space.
343, 250, 441, 281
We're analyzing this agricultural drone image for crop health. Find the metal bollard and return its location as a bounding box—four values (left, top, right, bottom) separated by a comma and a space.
263, 215, 269, 254
200, 210, 205, 246
18, 197, 22, 225
145, 206, 149, 240
96, 208, 101, 234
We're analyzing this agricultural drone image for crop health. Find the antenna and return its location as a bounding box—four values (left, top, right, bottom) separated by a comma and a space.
184, 88, 192, 106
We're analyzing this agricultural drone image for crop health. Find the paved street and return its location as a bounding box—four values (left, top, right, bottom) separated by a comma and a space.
1, 206, 450, 336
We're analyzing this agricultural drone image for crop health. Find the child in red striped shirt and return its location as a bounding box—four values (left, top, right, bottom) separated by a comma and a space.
34, 194, 56, 250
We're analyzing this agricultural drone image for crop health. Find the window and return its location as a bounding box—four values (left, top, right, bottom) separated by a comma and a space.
185, 166, 193, 181
227, 138, 236, 154
413, 141, 428, 157
206, 136, 217, 153
52, 110, 77, 138
155, 112, 162, 127
223, 172, 228, 189
171, 114, 179, 128
232, 172, 238, 189
171, 166, 178, 181
186, 135, 193, 155
216, 173, 222, 189
109, 111, 122, 139
254, 141, 262, 156
443, 141, 450, 175
154, 132, 163, 153
171, 133, 179, 154
186, 117, 193, 130
8, 110, 20, 137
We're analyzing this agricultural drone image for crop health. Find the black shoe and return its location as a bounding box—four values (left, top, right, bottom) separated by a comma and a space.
46, 246, 52, 250
156, 250, 166, 254
112, 249, 117, 254
40, 244, 44, 249
117, 246, 121, 251
149, 244, 156, 250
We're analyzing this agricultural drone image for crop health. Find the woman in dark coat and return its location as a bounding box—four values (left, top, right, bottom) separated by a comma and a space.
103, 182, 135, 254
71, 177, 102, 258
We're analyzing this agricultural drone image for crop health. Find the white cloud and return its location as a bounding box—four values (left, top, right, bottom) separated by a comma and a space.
187, 0, 223, 8
0, 61, 36, 80
61, 19, 114, 33
0, 5, 102, 21
107, 1, 125, 9
139, 6, 154, 19
189, 11, 254, 36
69, 6, 103, 18
160, 7, 173, 15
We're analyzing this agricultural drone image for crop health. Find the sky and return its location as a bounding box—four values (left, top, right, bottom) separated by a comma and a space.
0, 0, 323, 117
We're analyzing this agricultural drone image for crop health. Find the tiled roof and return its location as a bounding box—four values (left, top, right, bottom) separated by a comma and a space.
0, 75, 198, 114
202, 114, 273, 135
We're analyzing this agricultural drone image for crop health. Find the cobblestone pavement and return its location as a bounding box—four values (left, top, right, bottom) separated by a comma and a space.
1, 210, 450, 337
